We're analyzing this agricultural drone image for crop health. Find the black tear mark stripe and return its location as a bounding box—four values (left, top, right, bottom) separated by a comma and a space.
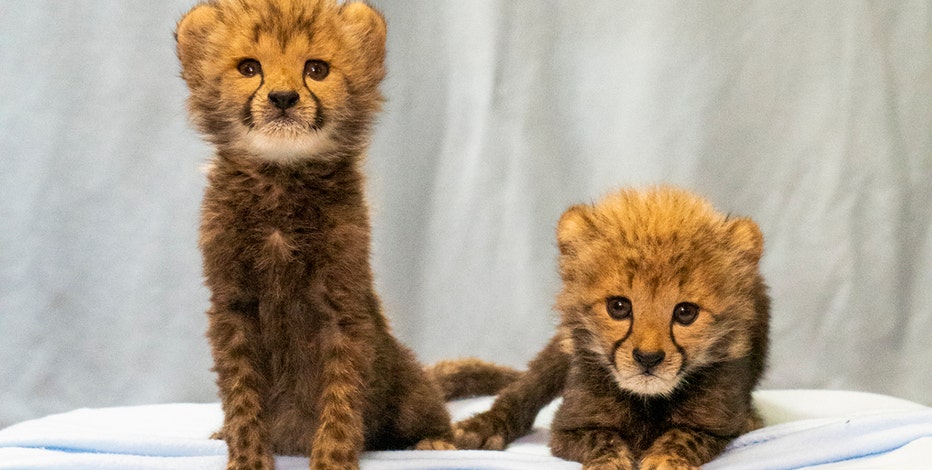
304, 80, 326, 130
668, 320, 688, 369
310, 92, 325, 130
610, 316, 634, 360
241, 73, 266, 129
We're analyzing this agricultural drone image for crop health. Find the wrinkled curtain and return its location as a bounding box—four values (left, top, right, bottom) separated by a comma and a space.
1, 0, 929, 427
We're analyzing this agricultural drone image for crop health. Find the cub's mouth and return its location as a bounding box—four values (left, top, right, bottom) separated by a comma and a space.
242, 90, 326, 139
610, 350, 681, 396
261, 114, 313, 136
241, 108, 335, 161
615, 369, 679, 396
248, 110, 317, 136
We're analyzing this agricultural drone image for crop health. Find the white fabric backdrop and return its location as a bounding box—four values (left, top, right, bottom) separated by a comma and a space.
0, 1, 929, 428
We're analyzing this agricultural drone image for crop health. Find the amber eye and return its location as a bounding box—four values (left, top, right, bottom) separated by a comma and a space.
237, 59, 261, 77
606, 297, 633, 320
304, 59, 330, 81
673, 302, 700, 325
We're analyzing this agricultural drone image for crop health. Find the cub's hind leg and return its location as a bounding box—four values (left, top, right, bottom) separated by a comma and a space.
400, 369, 456, 451
375, 342, 455, 451
208, 305, 274, 470
403, 387, 455, 451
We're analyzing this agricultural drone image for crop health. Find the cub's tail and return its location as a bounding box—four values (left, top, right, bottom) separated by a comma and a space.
426, 358, 521, 401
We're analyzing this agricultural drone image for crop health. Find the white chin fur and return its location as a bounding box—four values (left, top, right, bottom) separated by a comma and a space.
242, 129, 335, 162
615, 370, 678, 397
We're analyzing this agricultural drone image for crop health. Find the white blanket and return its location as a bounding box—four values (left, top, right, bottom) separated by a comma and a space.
0, 390, 929, 469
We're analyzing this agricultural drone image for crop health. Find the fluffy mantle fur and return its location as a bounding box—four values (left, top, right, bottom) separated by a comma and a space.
454, 187, 771, 470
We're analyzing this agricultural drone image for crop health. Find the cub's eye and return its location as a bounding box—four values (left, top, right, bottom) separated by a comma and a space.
606, 297, 633, 320
304, 59, 330, 81
237, 59, 261, 77
673, 302, 700, 325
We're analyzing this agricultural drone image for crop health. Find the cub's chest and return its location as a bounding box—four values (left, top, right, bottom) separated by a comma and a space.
202, 182, 331, 265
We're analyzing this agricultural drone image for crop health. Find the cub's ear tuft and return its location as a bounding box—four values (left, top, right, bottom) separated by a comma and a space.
340, 2, 387, 67
175, 3, 218, 80
727, 217, 764, 264
557, 204, 596, 256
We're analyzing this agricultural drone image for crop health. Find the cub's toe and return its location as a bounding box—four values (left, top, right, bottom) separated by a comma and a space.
582, 454, 636, 470
413, 438, 457, 451
452, 420, 506, 450
639, 454, 699, 470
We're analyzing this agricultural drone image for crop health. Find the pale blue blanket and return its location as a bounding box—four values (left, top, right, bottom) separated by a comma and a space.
1, 391, 929, 469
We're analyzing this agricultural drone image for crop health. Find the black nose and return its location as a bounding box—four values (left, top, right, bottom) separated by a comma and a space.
268, 90, 299, 110
633, 349, 665, 369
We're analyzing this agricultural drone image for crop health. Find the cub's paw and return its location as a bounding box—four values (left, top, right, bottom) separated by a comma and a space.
582, 453, 636, 470
225, 453, 274, 470
310, 457, 355, 470
639, 454, 700, 470
310, 444, 360, 470
452, 413, 507, 450
413, 438, 457, 451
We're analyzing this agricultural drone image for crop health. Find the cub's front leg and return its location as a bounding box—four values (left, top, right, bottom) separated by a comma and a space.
208, 305, 274, 470
550, 428, 636, 470
638, 427, 730, 470
310, 325, 369, 470
454, 334, 570, 450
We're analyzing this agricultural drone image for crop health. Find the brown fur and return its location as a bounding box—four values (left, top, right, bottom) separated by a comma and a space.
175, 1, 465, 469
426, 358, 522, 402
454, 187, 770, 470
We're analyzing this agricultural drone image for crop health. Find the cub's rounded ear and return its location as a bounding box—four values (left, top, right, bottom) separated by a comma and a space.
340, 2, 387, 65
727, 217, 764, 263
557, 204, 596, 256
175, 3, 218, 79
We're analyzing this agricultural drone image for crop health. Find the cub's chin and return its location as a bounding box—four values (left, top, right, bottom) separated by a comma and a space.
613, 368, 680, 397
241, 127, 336, 163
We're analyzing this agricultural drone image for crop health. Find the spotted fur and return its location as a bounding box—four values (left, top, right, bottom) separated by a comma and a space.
175, 2, 458, 469
455, 187, 770, 470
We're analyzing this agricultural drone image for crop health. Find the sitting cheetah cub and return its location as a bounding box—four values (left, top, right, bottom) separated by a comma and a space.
176, 1, 456, 468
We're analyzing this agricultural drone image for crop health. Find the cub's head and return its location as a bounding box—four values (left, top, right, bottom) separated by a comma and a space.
556, 187, 768, 397
175, 0, 386, 162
